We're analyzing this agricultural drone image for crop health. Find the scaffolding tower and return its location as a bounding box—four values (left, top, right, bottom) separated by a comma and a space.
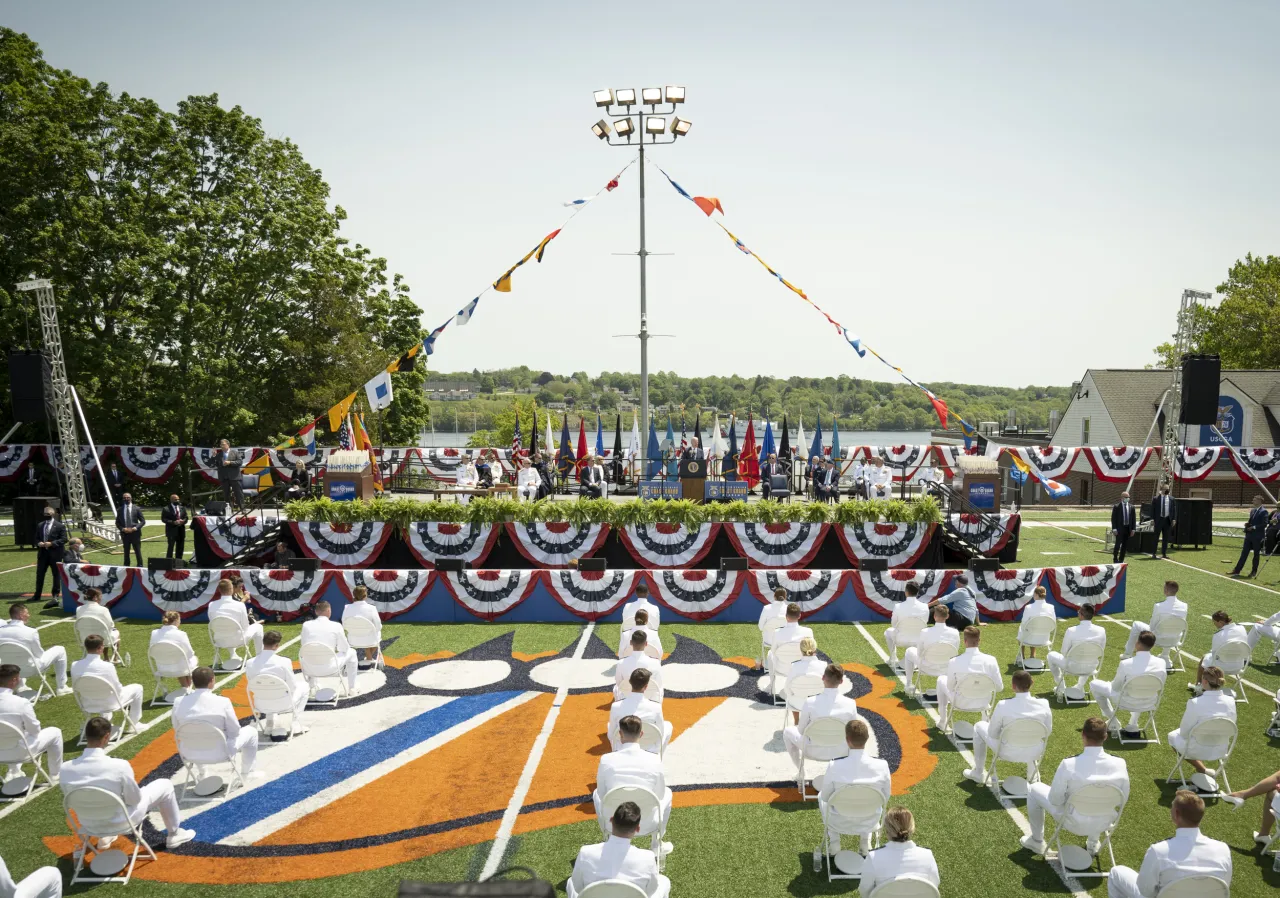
1161, 289, 1213, 484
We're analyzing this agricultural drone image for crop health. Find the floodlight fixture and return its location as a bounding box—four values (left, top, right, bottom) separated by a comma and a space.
613, 117, 635, 137
593, 89, 614, 108
645, 116, 666, 135
670, 116, 691, 136
614, 88, 637, 106
665, 85, 686, 104
592, 119, 611, 139
641, 87, 663, 105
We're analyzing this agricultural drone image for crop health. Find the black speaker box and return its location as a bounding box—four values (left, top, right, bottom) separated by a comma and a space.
720, 557, 749, 571
969, 557, 1001, 573
1173, 497, 1213, 546
1180, 354, 1221, 426
577, 557, 606, 572
148, 557, 178, 572
860, 559, 889, 572
288, 557, 321, 572
435, 559, 466, 573
7, 350, 50, 420
203, 501, 229, 516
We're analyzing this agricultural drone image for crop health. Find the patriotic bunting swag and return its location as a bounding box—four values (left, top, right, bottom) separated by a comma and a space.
835, 523, 935, 569
289, 521, 392, 569
441, 570, 540, 621
747, 569, 846, 616
966, 568, 1043, 622
418, 448, 469, 482
618, 523, 720, 568
194, 514, 268, 560
850, 569, 954, 617
872, 445, 931, 480
933, 445, 959, 476
1043, 565, 1125, 613
505, 522, 609, 568
242, 568, 330, 619
1171, 447, 1221, 481
268, 447, 328, 478
59, 563, 135, 607
649, 569, 745, 621
947, 513, 1020, 557
112, 446, 183, 483
139, 568, 229, 617
0, 444, 33, 481
544, 569, 639, 620
1006, 447, 1080, 480
724, 522, 828, 568
372, 447, 420, 479
43, 444, 100, 474
404, 522, 499, 568
1081, 446, 1155, 483
1227, 447, 1280, 482
336, 569, 435, 619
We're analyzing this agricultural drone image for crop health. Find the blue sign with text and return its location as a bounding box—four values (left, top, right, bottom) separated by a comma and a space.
328, 481, 357, 501
1201, 395, 1244, 446
968, 481, 996, 509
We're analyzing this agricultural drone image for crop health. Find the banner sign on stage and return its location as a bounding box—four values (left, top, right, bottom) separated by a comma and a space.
290, 521, 393, 568
746, 569, 846, 615
505, 522, 609, 568
242, 567, 331, 619
194, 514, 268, 560
440, 569, 540, 621
1202, 396, 1244, 446
638, 480, 681, 500
113, 446, 184, 483
335, 569, 435, 619
705, 481, 749, 501
544, 569, 639, 620
1082, 446, 1155, 483
850, 568, 954, 616
59, 563, 136, 607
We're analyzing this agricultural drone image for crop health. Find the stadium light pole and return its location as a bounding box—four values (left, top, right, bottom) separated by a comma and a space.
592, 86, 690, 480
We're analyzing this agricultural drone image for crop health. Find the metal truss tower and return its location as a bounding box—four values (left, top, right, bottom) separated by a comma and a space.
1161, 289, 1212, 483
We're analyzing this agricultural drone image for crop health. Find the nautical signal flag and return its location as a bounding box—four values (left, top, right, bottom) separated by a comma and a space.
693, 196, 723, 217
455, 297, 480, 325
364, 369, 394, 412
534, 228, 561, 262
299, 422, 316, 454
494, 229, 562, 292
328, 391, 358, 433
423, 321, 449, 356
388, 341, 422, 373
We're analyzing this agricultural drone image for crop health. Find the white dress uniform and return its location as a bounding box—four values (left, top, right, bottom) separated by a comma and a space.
1201, 621, 1250, 669
1106, 827, 1231, 898
149, 624, 198, 669
971, 692, 1053, 781
884, 596, 930, 663
0, 855, 61, 898
245, 649, 308, 731
608, 693, 672, 752
618, 628, 663, 659
592, 742, 672, 836
59, 747, 185, 841
207, 595, 265, 655
300, 617, 359, 692
817, 748, 891, 853
456, 463, 478, 504
614, 653, 662, 702
1026, 745, 1130, 844
1090, 650, 1167, 727
622, 596, 661, 629
783, 687, 859, 767
1248, 608, 1280, 654
1167, 689, 1236, 756
76, 601, 120, 648
516, 465, 541, 501
0, 685, 63, 779
857, 840, 940, 897
173, 687, 257, 775
851, 461, 867, 497
757, 601, 788, 646
767, 621, 815, 672
69, 655, 143, 726
341, 599, 383, 652
570, 836, 670, 898
1048, 618, 1108, 694
869, 465, 893, 499
785, 656, 827, 695
902, 622, 961, 689
936, 647, 1003, 726
1017, 597, 1058, 644
0, 620, 69, 692
1123, 594, 1188, 657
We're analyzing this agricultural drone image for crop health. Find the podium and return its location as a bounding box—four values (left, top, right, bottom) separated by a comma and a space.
962, 472, 1001, 513
678, 457, 707, 503
325, 450, 377, 501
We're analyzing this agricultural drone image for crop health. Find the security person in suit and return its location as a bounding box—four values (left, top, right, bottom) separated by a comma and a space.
1149, 484, 1176, 559
1231, 495, 1270, 579
160, 493, 188, 559
1110, 490, 1136, 563
216, 439, 244, 507
761, 453, 780, 500
115, 492, 145, 567
33, 506, 67, 606
104, 461, 126, 504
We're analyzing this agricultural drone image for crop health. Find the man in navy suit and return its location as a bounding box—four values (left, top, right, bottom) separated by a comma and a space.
1149, 485, 1176, 559
1231, 495, 1270, 579
115, 492, 146, 567
1111, 491, 1136, 563
33, 506, 67, 606
760, 453, 780, 500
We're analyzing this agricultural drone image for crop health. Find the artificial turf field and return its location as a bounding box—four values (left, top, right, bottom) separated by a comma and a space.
0, 518, 1278, 897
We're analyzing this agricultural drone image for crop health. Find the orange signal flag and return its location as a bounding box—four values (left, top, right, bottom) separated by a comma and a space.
693, 196, 723, 217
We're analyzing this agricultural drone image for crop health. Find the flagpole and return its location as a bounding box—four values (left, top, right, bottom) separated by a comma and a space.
638, 139, 650, 480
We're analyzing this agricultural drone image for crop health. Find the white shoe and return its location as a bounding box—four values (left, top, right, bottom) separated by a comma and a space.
54, 686, 73, 697
1019, 835, 1047, 854
661, 841, 674, 855
962, 768, 985, 784
1086, 837, 1100, 855
1254, 831, 1273, 846
97, 836, 116, 850
166, 828, 196, 849
1221, 794, 1244, 809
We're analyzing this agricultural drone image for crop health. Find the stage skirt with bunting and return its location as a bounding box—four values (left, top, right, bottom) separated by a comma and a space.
112, 446, 183, 483
618, 523, 720, 568
544, 569, 638, 620
188, 446, 259, 483
932, 445, 958, 477
871, 445, 931, 481
194, 514, 268, 560
1171, 447, 1221, 481
405, 522, 499, 568
419, 448, 468, 483
746, 569, 846, 616
505, 522, 610, 568
43, 444, 100, 474
724, 522, 828, 568
242, 568, 330, 619
1043, 564, 1125, 613
289, 521, 392, 569
334, 569, 435, 619
834, 522, 934, 569
440, 570, 540, 621
1006, 446, 1079, 480
1082, 446, 1155, 483
373, 447, 420, 478
59, 563, 135, 608
947, 513, 1019, 556
1227, 448, 1280, 482
268, 447, 328, 479
138, 568, 230, 617
967, 568, 1043, 622
0, 445, 33, 481
850, 569, 955, 617
649, 569, 745, 621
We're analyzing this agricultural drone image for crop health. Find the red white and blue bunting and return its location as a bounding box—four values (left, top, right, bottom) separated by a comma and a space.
850, 568, 954, 616
59, 563, 136, 608
418, 448, 470, 483
947, 513, 1019, 556
1007, 446, 1079, 481
967, 568, 1043, 622
724, 522, 828, 568
290, 521, 393, 569
505, 522, 609, 568
268, 447, 328, 478
335, 569, 435, 619
43, 444, 100, 474
112, 446, 183, 483
1227, 447, 1280, 482
618, 523, 720, 568
0, 445, 33, 481
649, 569, 745, 621
405, 522, 499, 568
871, 445, 931, 480
1171, 446, 1221, 481
1043, 564, 1124, 612
188, 446, 259, 483
932, 445, 959, 476
440, 569, 540, 621
194, 514, 269, 560
373, 447, 420, 478
241, 568, 330, 619
746, 569, 846, 616
834, 522, 934, 568
1081, 446, 1155, 483
544, 569, 638, 620
138, 568, 230, 617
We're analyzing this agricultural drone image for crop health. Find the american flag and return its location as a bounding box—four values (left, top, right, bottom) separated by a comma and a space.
680, 414, 688, 452
512, 415, 522, 455
338, 415, 354, 450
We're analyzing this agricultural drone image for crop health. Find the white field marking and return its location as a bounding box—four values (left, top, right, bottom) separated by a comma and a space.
1040, 552, 1074, 556
481, 622, 596, 879
851, 622, 1092, 898
0, 634, 301, 821
1097, 616, 1273, 698
35, 618, 75, 630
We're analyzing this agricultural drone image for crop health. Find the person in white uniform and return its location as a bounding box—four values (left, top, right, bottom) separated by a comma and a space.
858, 807, 940, 897
0, 663, 63, 782
70, 635, 143, 727
965, 670, 1052, 784
0, 855, 61, 898
619, 609, 662, 658
784, 637, 827, 723
1021, 717, 1130, 855
244, 630, 308, 735
767, 604, 815, 673
1106, 790, 1230, 898
1222, 766, 1280, 846
1123, 580, 1186, 660
592, 716, 672, 845
1047, 603, 1107, 700
341, 585, 383, 665
0, 604, 70, 696
868, 458, 893, 499
851, 458, 867, 500
1017, 585, 1057, 664
757, 586, 789, 663
818, 719, 891, 856
614, 633, 663, 702
59, 716, 196, 849
75, 588, 120, 652
173, 666, 257, 776
1248, 607, 1280, 659
1167, 666, 1235, 782
884, 582, 930, 666
571, 802, 670, 898
936, 626, 1003, 728
207, 579, 264, 656
456, 458, 479, 504
783, 663, 858, 768
300, 601, 359, 694
622, 583, 661, 629
515, 456, 541, 502
608, 669, 671, 752
903, 604, 961, 694
150, 611, 198, 691
1091, 630, 1167, 735
1193, 610, 1248, 691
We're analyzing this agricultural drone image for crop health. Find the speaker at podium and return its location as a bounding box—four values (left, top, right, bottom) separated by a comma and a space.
678, 456, 707, 503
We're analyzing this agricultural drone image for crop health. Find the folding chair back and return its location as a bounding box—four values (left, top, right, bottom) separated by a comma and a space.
785, 673, 825, 711
73, 674, 124, 716
0, 642, 41, 680
638, 719, 665, 755
208, 616, 247, 650
1061, 782, 1125, 836
919, 641, 958, 676
74, 616, 115, 653
599, 785, 662, 835
1184, 716, 1237, 762
803, 715, 850, 759
64, 785, 157, 885
299, 642, 341, 678
577, 881, 649, 898
894, 615, 927, 648
773, 639, 805, 670
1117, 674, 1165, 713
175, 719, 233, 765
0, 719, 36, 766
824, 782, 887, 833
1064, 641, 1105, 677
148, 641, 193, 679
1019, 614, 1057, 648
343, 616, 381, 651
761, 615, 787, 641
1211, 639, 1252, 675
1158, 876, 1229, 898
952, 673, 998, 714
1152, 614, 1187, 649
866, 876, 941, 898
996, 717, 1050, 764
247, 673, 295, 716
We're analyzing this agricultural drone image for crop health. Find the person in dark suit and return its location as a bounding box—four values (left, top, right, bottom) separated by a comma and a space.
215, 439, 244, 508
286, 461, 312, 500
1266, 505, 1280, 557
104, 461, 126, 504
761, 453, 780, 500
1110, 490, 1136, 562
816, 460, 839, 503
116, 492, 145, 566
1148, 485, 1176, 559
579, 455, 605, 499
271, 539, 296, 570
1231, 495, 1270, 579
530, 452, 553, 499
683, 438, 705, 461
33, 506, 66, 606
160, 493, 188, 560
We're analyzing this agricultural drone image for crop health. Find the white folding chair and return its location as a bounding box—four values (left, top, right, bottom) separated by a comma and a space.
1151, 616, 1188, 670
909, 642, 957, 705
940, 672, 998, 742
820, 783, 887, 880
598, 784, 668, 870
1269, 688, 1280, 739
175, 719, 246, 805
0, 642, 53, 703
1109, 674, 1166, 745
759, 615, 786, 667
768, 641, 806, 702
147, 642, 194, 706
888, 616, 926, 669
64, 785, 157, 885
0, 719, 53, 800
866, 877, 940, 898
982, 718, 1049, 797
571, 879, 649, 898
782, 673, 825, 728
1017, 616, 1057, 671
75, 616, 125, 665
299, 642, 349, 707
72, 674, 136, 745
1159, 877, 1229, 898
208, 617, 251, 672
1167, 716, 1237, 795
1045, 782, 1126, 878
637, 719, 666, 758
247, 673, 298, 740
1056, 642, 1105, 705
1208, 640, 1252, 704
798, 716, 851, 800
343, 617, 384, 670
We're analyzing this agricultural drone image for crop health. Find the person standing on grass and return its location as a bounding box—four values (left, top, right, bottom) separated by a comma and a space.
33, 505, 66, 611
1231, 494, 1269, 579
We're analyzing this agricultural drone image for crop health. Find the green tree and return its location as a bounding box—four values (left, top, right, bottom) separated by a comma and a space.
1150, 254, 1280, 369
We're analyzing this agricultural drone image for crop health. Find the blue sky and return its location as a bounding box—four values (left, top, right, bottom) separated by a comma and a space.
8, 1, 1279, 387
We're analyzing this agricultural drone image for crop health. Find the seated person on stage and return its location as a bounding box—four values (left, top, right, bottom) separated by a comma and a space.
1249, 607, 1280, 659
815, 459, 839, 502
850, 457, 867, 500
1021, 716, 1129, 856
1017, 585, 1057, 664
0, 855, 61, 898
936, 626, 1002, 727
60, 716, 196, 849
619, 610, 662, 658
1107, 791, 1230, 898
858, 807, 940, 898
71, 635, 144, 728
515, 456, 541, 501
592, 716, 673, 844
457, 459, 479, 504
173, 666, 257, 777
615, 632, 663, 702
868, 457, 892, 499
1169, 666, 1235, 780
0, 603, 71, 697
530, 452, 553, 499
0, 662, 64, 783
760, 453, 780, 500
903, 605, 961, 694
270, 539, 296, 570
579, 454, 605, 499
1222, 766, 1280, 845
818, 718, 891, 858
1192, 610, 1248, 693
928, 574, 978, 631
286, 460, 311, 500
245, 630, 309, 735
608, 669, 672, 752
1092, 630, 1167, 736
572, 801, 670, 898
301, 601, 359, 694
965, 670, 1052, 784
784, 637, 825, 723
623, 583, 661, 629
474, 452, 495, 488
767, 603, 814, 673
884, 582, 930, 666
75, 587, 120, 650
341, 586, 383, 665
1048, 603, 1107, 699
783, 663, 858, 769
150, 611, 198, 692
1123, 580, 1186, 661
208, 578, 265, 655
